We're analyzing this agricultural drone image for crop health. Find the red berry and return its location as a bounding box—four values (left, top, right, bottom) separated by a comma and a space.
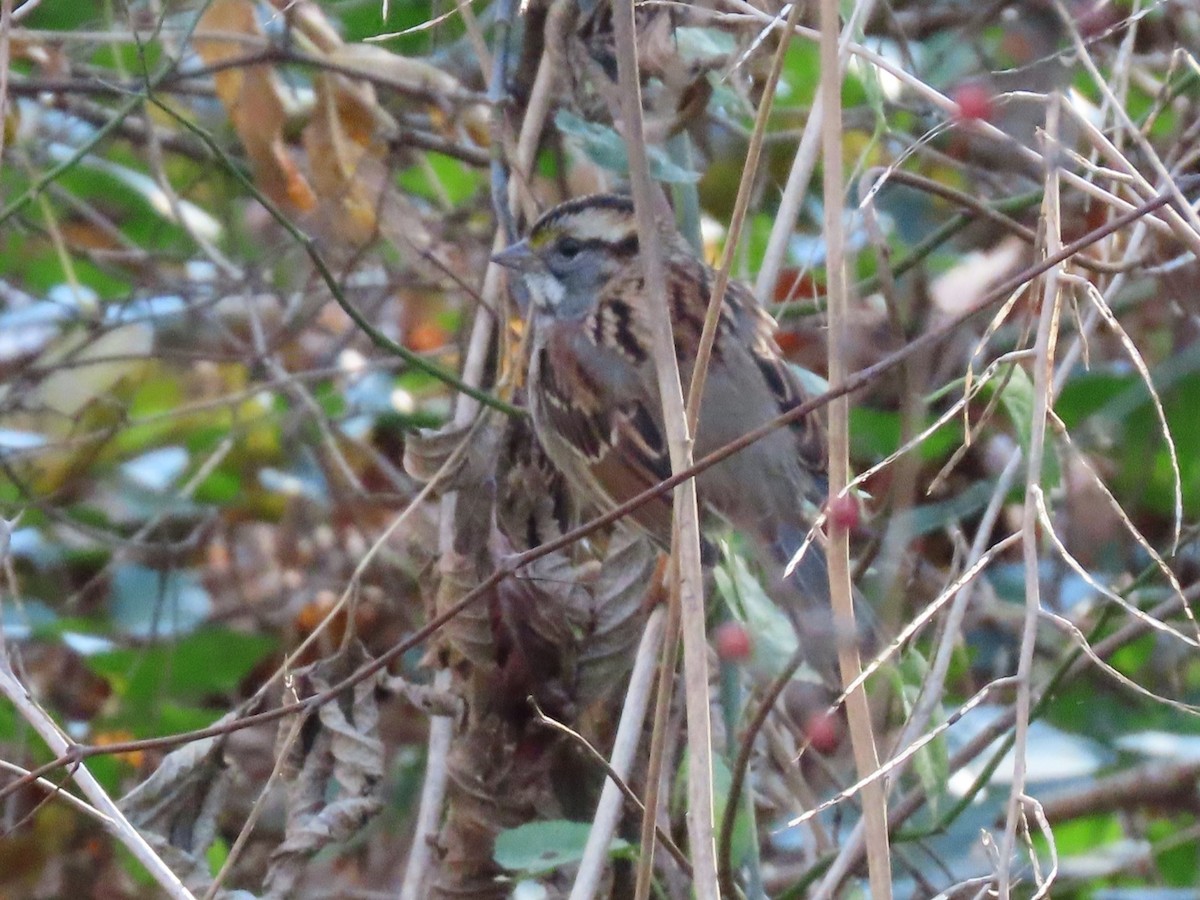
827, 493, 860, 532
952, 83, 995, 122
714, 621, 752, 662
804, 710, 843, 754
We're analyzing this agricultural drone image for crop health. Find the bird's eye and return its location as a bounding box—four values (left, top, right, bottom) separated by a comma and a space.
557, 238, 582, 260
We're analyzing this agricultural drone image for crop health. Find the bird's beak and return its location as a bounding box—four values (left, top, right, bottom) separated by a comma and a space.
491, 239, 538, 273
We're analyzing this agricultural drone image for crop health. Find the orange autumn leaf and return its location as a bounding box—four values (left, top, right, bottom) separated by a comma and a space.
302, 72, 384, 242
195, 0, 315, 211
92, 729, 144, 769
406, 320, 449, 353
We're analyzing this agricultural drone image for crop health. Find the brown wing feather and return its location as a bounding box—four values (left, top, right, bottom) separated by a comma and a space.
532, 339, 674, 546
588, 402, 674, 543
723, 277, 828, 477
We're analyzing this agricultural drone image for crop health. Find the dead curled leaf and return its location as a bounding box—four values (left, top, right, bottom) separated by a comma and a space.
416, 411, 654, 695
303, 72, 392, 245
402, 418, 480, 487
120, 720, 236, 893
265, 651, 384, 899
328, 44, 474, 106
575, 531, 657, 704
327, 44, 491, 146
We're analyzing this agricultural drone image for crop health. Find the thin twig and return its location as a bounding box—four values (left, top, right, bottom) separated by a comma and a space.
203, 712, 306, 900
861, 168, 1144, 275
818, 186, 1164, 889
531, 618, 694, 883
0, 607, 193, 898
0, 0, 13, 171
569, 608, 685, 899
685, 0, 804, 431
0, 758, 111, 828
148, 96, 521, 417
634, 559, 684, 900
747, 0, 879, 303
610, 0, 718, 893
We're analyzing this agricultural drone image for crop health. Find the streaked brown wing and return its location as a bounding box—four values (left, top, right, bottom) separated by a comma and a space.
723, 277, 828, 477
533, 342, 674, 547
588, 401, 674, 545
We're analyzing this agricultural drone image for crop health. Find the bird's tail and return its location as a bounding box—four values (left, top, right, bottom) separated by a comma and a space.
764, 522, 879, 683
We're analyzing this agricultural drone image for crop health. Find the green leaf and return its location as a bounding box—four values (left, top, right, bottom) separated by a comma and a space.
207, 837, 230, 878
398, 153, 484, 204
889, 651, 948, 818
494, 820, 629, 876
670, 752, 754, 867
0, 695, 18, 742
110, 565, 211, 639
675, 26, 736, 64
17, 0, 103, 30
986, 363, 1035, 452
779, 41, 820, 108
52, 157, 205, 248
554, 110, 700, 184
1149, 815, 1200, 886
339, 0, 447, 50
711, 756, 755, 869
193, 469, 243, 505
714, 549, 804, 681
86, 628, 275, 732
980, 362, 1060, 487
892, 479, 1006, 538
849, 407, 962, 463
1045, 813, 1123, 856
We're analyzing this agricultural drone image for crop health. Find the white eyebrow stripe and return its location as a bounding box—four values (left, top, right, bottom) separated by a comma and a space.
553, 210, 635, 243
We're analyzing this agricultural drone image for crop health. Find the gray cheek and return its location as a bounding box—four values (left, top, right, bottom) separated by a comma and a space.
554, 260, 607, 318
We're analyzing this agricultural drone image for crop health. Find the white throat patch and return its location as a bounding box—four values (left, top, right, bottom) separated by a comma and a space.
527, 270, 566, 310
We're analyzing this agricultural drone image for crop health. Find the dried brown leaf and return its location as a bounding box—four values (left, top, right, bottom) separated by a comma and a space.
576, 531, 656, 704
403, 420, 478, 487
302, 73, 390, 245
195, 0, 316, 211
120, 726, 233, 893
265, 652, 384, 899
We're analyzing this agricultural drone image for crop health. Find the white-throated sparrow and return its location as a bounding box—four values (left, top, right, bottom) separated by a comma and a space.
494, 194, 857, 654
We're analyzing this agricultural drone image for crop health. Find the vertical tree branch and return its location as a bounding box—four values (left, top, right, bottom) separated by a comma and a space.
570, 607, 667, 900
999, 93, 1064, 899
816, 0, 892, 898
610, 2, 719, 895
401, 2, 520, 889
752, 0, 879, 304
